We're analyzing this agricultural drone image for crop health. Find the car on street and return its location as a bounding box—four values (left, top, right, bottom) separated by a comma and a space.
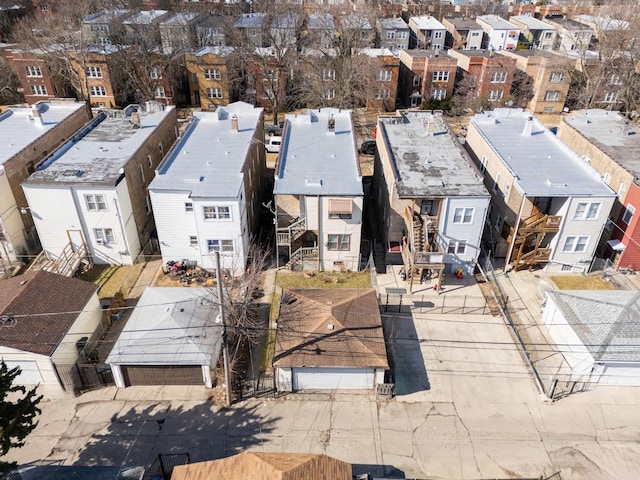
360, 140, 376, 155
265, 136, 282, 153
265, 122, 284, 137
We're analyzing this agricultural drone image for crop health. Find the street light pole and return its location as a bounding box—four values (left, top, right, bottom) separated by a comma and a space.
215, 251, 232, 407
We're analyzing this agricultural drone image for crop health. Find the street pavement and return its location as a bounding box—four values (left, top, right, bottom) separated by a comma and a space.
6, 268, 640, 479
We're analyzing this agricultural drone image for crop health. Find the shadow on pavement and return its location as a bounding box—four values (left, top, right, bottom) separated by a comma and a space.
353, 463, 407, 478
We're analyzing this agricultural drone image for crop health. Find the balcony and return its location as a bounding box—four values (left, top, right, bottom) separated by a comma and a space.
276, 216, 306, 246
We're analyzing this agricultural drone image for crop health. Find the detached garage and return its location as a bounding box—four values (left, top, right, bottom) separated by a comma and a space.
274, 289, 389, 392
542, 290, 640, 386
106, 288, 223, 388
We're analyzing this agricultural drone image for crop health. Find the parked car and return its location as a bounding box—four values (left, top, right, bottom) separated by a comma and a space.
265, 136, 282, 153
360, 140, 376, 155
265, 122, 284, 137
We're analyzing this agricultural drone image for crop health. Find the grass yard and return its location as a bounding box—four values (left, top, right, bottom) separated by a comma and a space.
550, 275, 613, 290
276, 271, 371, 289
80, 263, 145, 298
259, 292, 281, 373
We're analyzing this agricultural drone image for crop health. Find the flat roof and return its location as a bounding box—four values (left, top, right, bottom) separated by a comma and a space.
410, 15, 446, 31
274, 109, 362, 196
123, 10, 167, 25
150, 102, 262, 198
0, 101, 87, 166
477, 14, 520, 30
403, 49, 454, 59
193, 46, 234, 57
576, 14, 628, 31
562, 110, 640, 178
378, 17, 408, 30
545, 17, 591, 31
360, 47, 394, 57
511, 15, 556, 31
469, 108, 615, 197
26, 104, 174, 186
446, 17, 483, 30
380, 111, 488, 198
160, 12, 199, 26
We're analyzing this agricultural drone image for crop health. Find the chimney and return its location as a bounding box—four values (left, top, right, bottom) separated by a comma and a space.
31, 107, 43, 125
231, 114, 238, 132
327, 114, 335, 134
131, 112, 141, 129
522, 116, 534, 136
426, 117, 435, 136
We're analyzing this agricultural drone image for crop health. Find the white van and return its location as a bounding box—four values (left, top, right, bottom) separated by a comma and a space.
265, 136, 282, 153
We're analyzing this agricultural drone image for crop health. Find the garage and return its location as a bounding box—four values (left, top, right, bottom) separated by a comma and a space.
3, 361, 43, 385
121, 366, 205, 387
293, 367, 374, 390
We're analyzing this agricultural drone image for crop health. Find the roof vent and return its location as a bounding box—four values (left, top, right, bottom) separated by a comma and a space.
327, 114, 335, 134
131, 112, 141, 129
306, 178, 322, 186
231, 114, 238, 132
522, 116, 534, 136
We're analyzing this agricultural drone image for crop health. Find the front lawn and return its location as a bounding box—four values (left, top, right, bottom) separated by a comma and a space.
275, 271, 371, 289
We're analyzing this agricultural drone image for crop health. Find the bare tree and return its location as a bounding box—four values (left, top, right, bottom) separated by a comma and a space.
0, 56, 23, 104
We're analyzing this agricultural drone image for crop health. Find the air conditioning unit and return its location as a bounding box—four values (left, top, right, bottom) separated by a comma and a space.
96, 239, 104, 245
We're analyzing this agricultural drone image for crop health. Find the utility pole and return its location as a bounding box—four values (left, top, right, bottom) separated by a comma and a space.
215, 252, 232, 407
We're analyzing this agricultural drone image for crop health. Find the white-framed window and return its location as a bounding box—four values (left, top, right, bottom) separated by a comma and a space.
603, 91, 618, 103
503, 182, 511, 199
25, 66, 42, 77
549, 72, 564, 83
85, 194, 107, 211
159, 143, 164, 156
622, 204, 635, 225
413, 74, 421, 86
203, 205, 231, 220
386, 31, 395, 40
618, 182, 626, 198
377, 70, 391, 81
562, 235, 589, 253
545, 90, 561, 101
206, 87, 222, 98
204, 68, 221, 80
138, 164, 145, 184
30, 85, 48, 96
480, 155, 487, 174
494, 215, 503, 232
602, 172, 611, 185
488, 90, 503, 102
148, 154, 153, 168
398, 31, 407, 39
327, 234, 350, 251
492, 173, 501, 193
456, 240, 467, 254
85, 66, 102, 78
432, 71, 449, 82
376, 89, 390, 100
573, 202, 601, 220
609, 74, 622, 85
433, 43, 442, 50
90, 85, 107, 96
430, 89, 446, 100
185, 202, 194, 213
325, 88, 335, 100
323, 69, 335, 81
207, 239, 234, 253
154, 86, 166, 99
328, 199, 353, 219
145, 195, 151, 215
447, 241, 456, 254
434, 31, 443, 39
490, 72, 507, 83
94, 228, 115, 244
453, 207, 474, 224
471, 31, 480, 36
189, 236, 198, 247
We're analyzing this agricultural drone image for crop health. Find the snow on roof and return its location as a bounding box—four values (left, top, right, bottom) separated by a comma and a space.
274, 109, 362, 196
123, 9, 168, 25
150, 102, 263, 198
160, 11, 199, 26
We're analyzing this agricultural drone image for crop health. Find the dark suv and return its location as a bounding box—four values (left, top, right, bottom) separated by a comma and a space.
265, 122, 284, 137
360, 140, 376, 155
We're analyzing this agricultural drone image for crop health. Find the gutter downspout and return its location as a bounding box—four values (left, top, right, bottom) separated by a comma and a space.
505, 194, 527, 269
113, 196, 131, 264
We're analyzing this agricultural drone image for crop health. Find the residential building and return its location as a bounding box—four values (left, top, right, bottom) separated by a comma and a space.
509, 15, 557, 50
22, 103, 178, 266
544, 16, 593, 53
476, 15, 520, 51
233, 13, 267, 49
0, 100, 90, 266
0, 270, 102, 392
499, 49, 572, 113
194, 15, 228, 47
245, 47, 288, 112
442, 16, 484, 51
377, 17, 410, 52
122, 9, 169, 47
71, 45, 126, 108
186, 46, 235, 108
574, 14, 629, 43
81, 9, 130, 45
465, 108, 616, 272
361, 48, 400, 111
106, 287, 222, 388
270, 12, 301, 48
172, 452, 352, 480
408, 15, 447, 50
274, 108, 362, 271
556, 110, 640, 269
305, 12, 335, 50
342, 15, 374, 48
398, 49, 457, 108
274, 289, 388, 392
373, 111, 489, 290
159, 11, 201, 52
149, 102, 266, 273
448, 49, 517, 104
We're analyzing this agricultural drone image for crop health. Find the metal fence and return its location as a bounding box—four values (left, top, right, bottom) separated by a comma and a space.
589, 257, 638, 290
55, 362, 114, 394
379, 293, 491, 315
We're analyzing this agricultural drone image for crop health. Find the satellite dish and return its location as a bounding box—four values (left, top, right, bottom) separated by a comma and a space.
506, 100, 514, 107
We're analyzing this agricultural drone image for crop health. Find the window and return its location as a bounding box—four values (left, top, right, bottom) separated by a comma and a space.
573, 202, 601, 220
562, 235, 589, 253
327, 234, 350, 251
480, 155, 487, 174
328, 199, 352, 219
30, 85, 48, 96
488, 90, 503, 102
85, 66, 102, 78
94, 228, 115, 244
204, 68, 221, 80
148, 154, 153, 168
25, 66, 42, 77
90, 85, 106, 96
375, 89, 390, 100
609, 74, 622, 85
456, 240, 467, 255
433, 44, 442, 50
602, 172, 611, 185
154, 86, 166, 99
603, 91, 618, 103
159, 144, 164, 156
206, 87, 222, 98
432, 71, 449, 82
413, 75, 421, 86
189, 236, 198, 247
185, 202, 194, 213
622, 204, 635, 225
618, 182, 626, 198
545, 31, 554, 38
398, 31, 407, 39
85, 194, 107, 211
447, 241, 456, 254
430, 89, 446, 100
138, 164, 145, 184
490, 72, 507, 83
325, 88, 335, 100
471, 31, 480, 36
549, 72, 564, 83
545, 90, 561, 101
494, 215, 503, 232
145, 196, 151, 214
207, 239, 234, 253
203, 206, 231, 220
492, 173, 501, 193
386, 31, 395, 40
434, 31, 443, 39
263, 88, 273, 100
543, 107, 555, 113
323, 70, 335, 81
377, 70, 391, 81
453, 207, 474, 224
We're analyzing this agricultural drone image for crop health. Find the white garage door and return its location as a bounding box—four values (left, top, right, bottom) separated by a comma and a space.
293, 367, 374, 390
3, 361, 43, 385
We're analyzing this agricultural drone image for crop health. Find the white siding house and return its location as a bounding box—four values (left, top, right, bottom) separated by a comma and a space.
408, 16, 447, 50
476, 15, 520, 51
149, 102, 266, 274
22, 104, 177, 265
274, 109, 363, 271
